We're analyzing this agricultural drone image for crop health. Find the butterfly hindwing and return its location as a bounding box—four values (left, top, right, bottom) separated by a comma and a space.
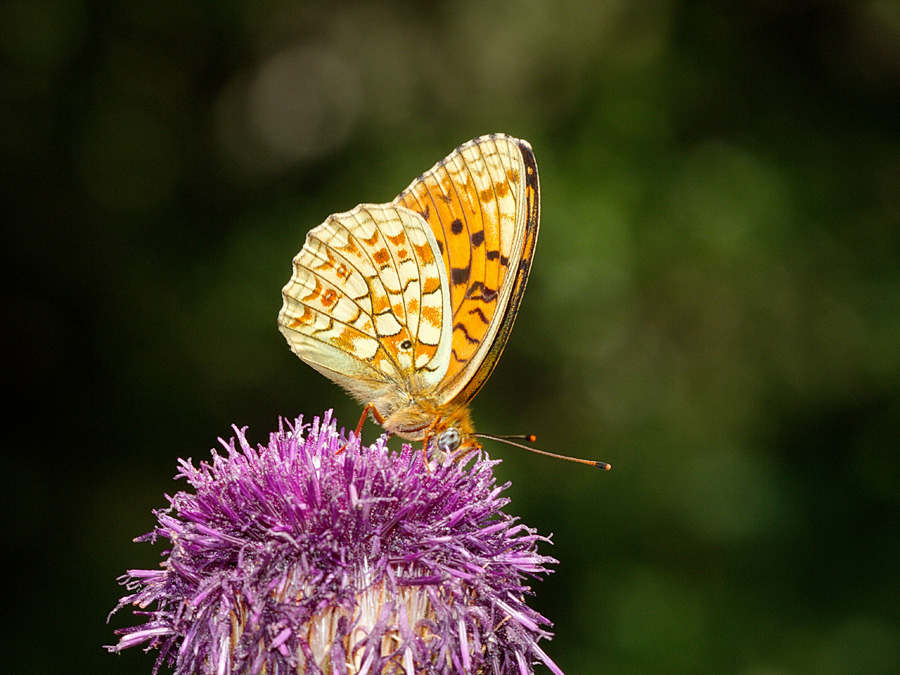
279, 203, 452, 404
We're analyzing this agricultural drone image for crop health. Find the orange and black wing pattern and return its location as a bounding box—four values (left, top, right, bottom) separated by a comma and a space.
394, 134, 540, 406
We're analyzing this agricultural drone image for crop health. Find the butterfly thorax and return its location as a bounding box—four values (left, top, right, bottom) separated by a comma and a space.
375, 389, 475, 448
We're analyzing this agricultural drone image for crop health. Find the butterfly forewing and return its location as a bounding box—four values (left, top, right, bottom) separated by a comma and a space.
394, 134, 539, 406
279, 203, 452, 403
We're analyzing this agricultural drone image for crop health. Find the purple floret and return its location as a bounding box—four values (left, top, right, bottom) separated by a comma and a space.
109, 411, 562, 675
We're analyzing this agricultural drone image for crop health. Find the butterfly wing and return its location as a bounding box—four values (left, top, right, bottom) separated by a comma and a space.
278, 203, 452, 407
394, 134, 540, 407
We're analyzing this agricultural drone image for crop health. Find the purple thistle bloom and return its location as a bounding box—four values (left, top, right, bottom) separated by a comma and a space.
108, 411, 564, 675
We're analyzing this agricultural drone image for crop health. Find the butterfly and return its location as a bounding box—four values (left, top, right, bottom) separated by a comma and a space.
278, 134, 539, 457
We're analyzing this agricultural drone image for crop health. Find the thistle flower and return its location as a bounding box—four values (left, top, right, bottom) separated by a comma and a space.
108, 411, 563, 675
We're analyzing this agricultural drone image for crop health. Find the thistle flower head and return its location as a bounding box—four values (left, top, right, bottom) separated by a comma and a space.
108, 412, 563, 675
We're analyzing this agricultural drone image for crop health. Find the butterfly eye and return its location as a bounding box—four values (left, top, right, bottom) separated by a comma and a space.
436, 427, 462, 454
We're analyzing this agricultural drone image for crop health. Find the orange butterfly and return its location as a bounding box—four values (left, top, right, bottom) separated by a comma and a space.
278, 134, 538, 457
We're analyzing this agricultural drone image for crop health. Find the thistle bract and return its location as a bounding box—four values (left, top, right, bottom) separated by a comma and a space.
109, 412, 562, 675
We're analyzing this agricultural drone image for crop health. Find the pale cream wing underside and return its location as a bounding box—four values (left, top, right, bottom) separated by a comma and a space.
278, 203, 452, 405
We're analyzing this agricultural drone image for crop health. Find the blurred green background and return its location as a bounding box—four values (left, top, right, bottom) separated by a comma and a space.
3, 1, 899, 674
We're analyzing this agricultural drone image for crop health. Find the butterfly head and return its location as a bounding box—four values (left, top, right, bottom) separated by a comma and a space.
382, 400, 479, 459
428, 405, 481, 460
435, 426, 463, 454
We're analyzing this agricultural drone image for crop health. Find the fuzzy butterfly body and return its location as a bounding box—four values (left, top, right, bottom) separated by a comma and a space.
279, 134, 539, 454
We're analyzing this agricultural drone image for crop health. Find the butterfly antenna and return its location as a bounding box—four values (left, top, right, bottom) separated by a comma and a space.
475, 433, 611, 470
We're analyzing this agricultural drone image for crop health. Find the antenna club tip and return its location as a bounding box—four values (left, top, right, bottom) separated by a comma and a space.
526, 434, 537, 443
596, 462, 612, 471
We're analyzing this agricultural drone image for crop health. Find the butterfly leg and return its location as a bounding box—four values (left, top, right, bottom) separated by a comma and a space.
418, 415, 445, 470
419, 438, 433, 472
337, 403, 386, 455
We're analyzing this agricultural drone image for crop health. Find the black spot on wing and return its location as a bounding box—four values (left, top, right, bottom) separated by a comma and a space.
451, 348, 468, 363
471, 230, 484, 247
468, 306, 489, 324
466, 281, 498, 302
450, 218, 463, 235
453, 322, 480, 344
451, 264, 471, 285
